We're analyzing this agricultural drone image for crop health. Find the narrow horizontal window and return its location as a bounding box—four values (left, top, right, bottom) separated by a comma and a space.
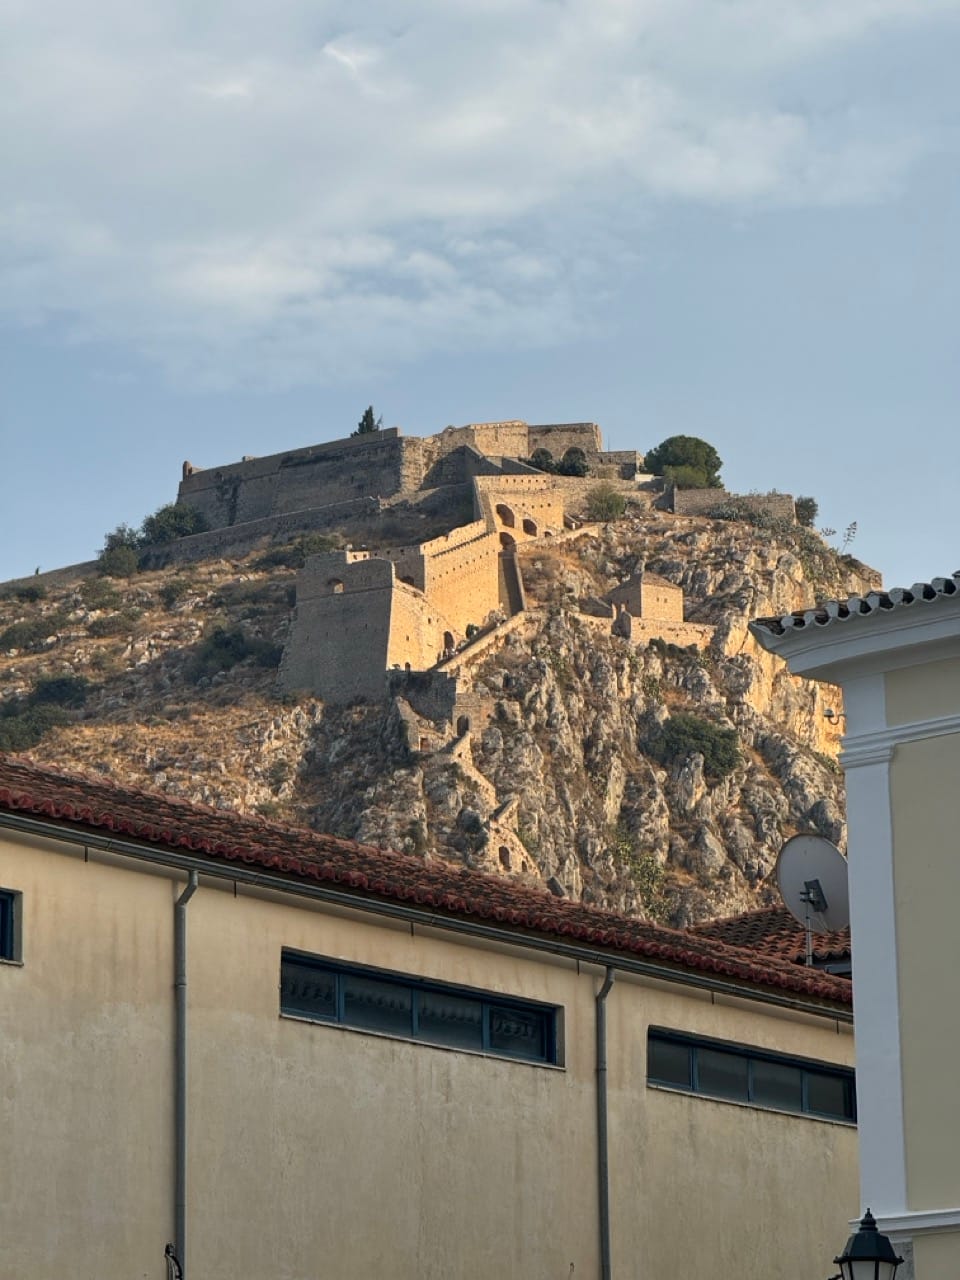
648, 1029, 856, 1123
0, 889, 21, 962
281, 950, 560, 1066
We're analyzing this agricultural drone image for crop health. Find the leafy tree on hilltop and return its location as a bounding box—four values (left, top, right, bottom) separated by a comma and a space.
555, 447, 589, 477
352, 406, 383, 437
644, 435, 723, 489
795, 496, 818, 528
528, 448, 555, 473
140, 502, 209, 546
585, 483, 626, 521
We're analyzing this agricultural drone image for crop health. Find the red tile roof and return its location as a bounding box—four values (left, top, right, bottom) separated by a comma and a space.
0, 755, 851, 1007
691, 905, 850, 966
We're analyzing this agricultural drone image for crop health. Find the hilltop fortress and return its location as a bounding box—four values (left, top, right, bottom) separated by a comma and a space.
170, 418, 757, 708
177, 419, 642, 529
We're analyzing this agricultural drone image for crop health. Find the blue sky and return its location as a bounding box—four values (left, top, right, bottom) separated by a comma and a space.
2, 0, 958, 589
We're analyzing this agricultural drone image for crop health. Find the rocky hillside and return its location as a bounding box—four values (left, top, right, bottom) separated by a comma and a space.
0, 510, 878, 925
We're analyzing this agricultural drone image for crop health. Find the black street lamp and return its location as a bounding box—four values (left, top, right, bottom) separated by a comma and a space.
834, 1209, 904, 1280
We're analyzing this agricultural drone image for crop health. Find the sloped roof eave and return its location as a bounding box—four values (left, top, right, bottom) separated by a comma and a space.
0, 756, 851, 1008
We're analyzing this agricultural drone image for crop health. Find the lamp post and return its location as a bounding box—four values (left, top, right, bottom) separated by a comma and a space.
833, 1209, 904, 1280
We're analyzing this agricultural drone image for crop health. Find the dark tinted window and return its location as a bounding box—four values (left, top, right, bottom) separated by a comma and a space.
281, 958, 336, 1020
419, 989, 483, 1051
648, 1030, 855, 1123
343, 973, 413, 1037
806, 1071, 854, 1120
0, 891, 18, 962
697, 1048, 749, 1101
648, 1037, 692, 1088
281, 952, 559, 1066
752, 1059, 803, 1112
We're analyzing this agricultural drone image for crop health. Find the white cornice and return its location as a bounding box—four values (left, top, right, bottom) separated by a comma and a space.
841, 711, 960, 768
750, 596, 960, 682
873, 1207, 960, 1237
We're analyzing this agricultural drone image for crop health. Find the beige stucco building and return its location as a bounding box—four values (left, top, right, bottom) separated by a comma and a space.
752, 570, 960, 1280
0, 756, 857, 1280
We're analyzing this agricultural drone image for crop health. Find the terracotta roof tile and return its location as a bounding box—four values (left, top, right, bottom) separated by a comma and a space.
691, 905, 850, 966
0, 755, 851, 1007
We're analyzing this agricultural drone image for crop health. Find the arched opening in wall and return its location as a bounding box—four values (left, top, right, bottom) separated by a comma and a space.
443, 631, 455, 654
499, 532, 516, 549
499, 847, 511, 870
495, 503, 516, 528
544, 530, 554, 539
522, 518, 537, 537
456, 715, 470, 735
521, 859, 529, 873
327, 578, 344, 594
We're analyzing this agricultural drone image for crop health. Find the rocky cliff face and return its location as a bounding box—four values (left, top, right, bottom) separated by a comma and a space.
0, 510, 876, 925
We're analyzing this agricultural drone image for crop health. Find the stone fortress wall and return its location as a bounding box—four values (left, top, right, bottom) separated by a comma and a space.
171, 417, 722, 707
578, 571, 713, 651
177, 420, 616, 537
670, 486, 796, 522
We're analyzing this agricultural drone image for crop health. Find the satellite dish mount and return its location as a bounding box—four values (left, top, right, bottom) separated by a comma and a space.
775, 835, 850, 967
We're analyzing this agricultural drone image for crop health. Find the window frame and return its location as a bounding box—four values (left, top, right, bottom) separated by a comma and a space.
647, 1027, 856, 1124
0, 888, 22, 964
280, 949, 563, 1067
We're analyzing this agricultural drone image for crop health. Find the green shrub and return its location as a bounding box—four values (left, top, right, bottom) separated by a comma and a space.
101, 523, 140, 552
585, 483, 627, 521
80, 577, 123, 610
528, 448, 555, 473
32, 675, 90, 707
140, 502, 209, 546
0, 704, 68, 752
87, 609, 142, 638
158, 579, 192, 609
795, 496, 818, 528
190, 627, 283, 683
646, 713, 740, 780
555, 447, 589, 477
0, 611, 68, 652
253, 534, 338, 570
98, 545, 140, 579
0, 583, 47, 603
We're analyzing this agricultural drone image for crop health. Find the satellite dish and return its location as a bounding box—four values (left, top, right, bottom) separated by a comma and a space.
775, 835, 850, 963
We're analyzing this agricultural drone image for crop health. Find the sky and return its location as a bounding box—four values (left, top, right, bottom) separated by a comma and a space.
2, 0, 958, 590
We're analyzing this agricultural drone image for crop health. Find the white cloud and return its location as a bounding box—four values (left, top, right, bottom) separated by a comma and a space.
1, 0, 957, 385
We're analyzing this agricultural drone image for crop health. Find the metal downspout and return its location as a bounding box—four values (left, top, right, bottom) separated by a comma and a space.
174, 872, 199, 1276
596, 967, 616, 1280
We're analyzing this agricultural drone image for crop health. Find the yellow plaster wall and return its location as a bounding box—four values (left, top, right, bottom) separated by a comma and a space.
889, 729, 960, 1210
913, 1231, 958, 1280
0, 836, 173, 1280
885, 657, 960, 726
1, 830, 859, 1280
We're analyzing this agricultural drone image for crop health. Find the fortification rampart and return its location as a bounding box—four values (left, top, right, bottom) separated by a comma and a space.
139, 498, 379, 569
576, 612, 712, 651
178, 429, 420, 530
670, 487, 796, 522
422, 530, 503, 636
280, 553, 396, 703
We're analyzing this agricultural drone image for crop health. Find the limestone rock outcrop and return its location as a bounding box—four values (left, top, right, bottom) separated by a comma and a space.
0, 507, 875, 925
